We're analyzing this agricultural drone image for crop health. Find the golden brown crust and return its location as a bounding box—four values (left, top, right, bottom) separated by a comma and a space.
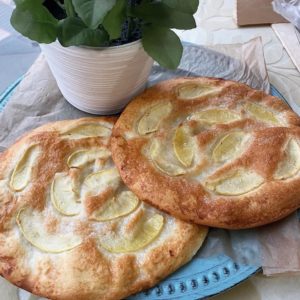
111, 77, 300, 229
0, 117, 207, 300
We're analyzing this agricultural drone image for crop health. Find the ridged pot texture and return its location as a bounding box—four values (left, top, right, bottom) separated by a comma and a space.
41, 40, 154, 115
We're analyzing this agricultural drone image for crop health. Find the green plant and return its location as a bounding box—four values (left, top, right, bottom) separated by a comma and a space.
11, 0, 199, 69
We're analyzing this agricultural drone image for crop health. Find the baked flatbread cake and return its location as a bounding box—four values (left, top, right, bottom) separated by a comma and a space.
0, 118, 207, 300
111, 77, 300, 229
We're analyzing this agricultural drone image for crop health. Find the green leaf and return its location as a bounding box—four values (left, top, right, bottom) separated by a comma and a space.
163, 0, 199, 14
72, 0, 116, 29
58, 17, 109, 47
10, 0, 58, 44
64, 0, 76, 17
102, 0, 127, 39
132, 2, 196, 29
142, 25, 183, 69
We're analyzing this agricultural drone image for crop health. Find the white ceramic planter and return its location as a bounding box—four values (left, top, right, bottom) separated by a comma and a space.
40, 40, 153, 114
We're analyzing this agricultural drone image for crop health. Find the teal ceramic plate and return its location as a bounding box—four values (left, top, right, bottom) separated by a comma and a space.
0, 79, 288, 300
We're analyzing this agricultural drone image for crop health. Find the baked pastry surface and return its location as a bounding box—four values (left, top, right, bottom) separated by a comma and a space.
111, 77, 300, 229
0, 117, 207, 300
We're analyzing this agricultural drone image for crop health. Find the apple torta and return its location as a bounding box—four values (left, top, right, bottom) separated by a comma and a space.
0, 117, 207, 300
111, 77, 300, 229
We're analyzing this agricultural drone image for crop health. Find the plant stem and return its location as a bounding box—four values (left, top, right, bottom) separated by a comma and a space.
127, 17, 133, 40
64, 0, 76, 17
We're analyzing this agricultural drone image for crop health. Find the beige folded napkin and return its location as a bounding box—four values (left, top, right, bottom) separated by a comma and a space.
236, 0, 287, 26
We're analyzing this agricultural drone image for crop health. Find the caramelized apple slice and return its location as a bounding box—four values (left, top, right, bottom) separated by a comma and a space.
82, 168, 120, 197
173, 126, 194, 167
177, 83, 220, 99
61, 123, 111, 140
10, 145, 41, 191
138, 102, 172, 135
150, 140, 186, 176
92, 191, 140, 221
17, 209, 82, 253
206, 169, 264, 196
51, 173, 80, 216
100, 214, 164, 253
245, 102, 279, 124
212, 132, 247, 163
274, 139, 300, 179
192, 109, 240, 125
67, 149, 110, 168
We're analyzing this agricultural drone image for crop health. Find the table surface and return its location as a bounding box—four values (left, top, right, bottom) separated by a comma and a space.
1, 0, 300, 299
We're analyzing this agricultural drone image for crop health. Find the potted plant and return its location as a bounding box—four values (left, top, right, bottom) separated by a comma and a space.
11, 0, 199, 114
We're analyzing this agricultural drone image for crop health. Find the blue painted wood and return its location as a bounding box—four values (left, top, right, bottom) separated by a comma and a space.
0, 78, 289, 300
